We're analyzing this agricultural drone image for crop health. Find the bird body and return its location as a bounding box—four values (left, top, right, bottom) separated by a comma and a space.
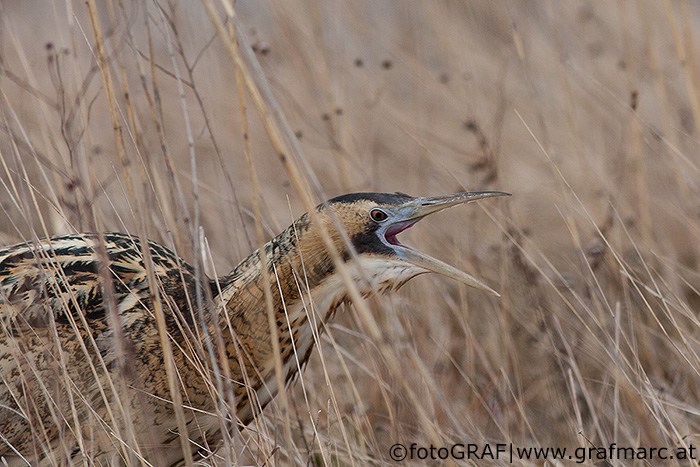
0, 191, 507, 466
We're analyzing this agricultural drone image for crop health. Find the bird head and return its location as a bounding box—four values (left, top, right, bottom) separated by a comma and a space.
300, 191, 509, 296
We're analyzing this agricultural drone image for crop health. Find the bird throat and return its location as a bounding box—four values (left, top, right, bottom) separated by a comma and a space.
214, 221, 423, 422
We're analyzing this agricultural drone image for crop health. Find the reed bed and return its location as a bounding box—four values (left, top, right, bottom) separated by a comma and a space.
1, 1, 700, 465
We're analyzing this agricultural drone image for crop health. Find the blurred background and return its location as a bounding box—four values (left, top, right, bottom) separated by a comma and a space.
2, 0, 700, 465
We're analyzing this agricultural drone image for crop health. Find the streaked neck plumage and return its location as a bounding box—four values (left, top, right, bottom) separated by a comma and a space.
213, 208, 421, 422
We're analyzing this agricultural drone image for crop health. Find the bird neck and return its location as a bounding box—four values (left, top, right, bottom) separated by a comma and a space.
213, 214, 346, 396
217, 213, 338, 315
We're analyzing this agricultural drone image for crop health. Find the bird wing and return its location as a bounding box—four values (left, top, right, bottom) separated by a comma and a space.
0, 232, 208, 459
0, 233, 199, 334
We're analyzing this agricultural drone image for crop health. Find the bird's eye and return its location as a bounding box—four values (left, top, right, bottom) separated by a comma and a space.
370, 208, 389, 222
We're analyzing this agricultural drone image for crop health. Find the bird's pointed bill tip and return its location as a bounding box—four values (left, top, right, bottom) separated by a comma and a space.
404, 190, 510, 217
390, 189, 509, 296
398, 246, 501, 297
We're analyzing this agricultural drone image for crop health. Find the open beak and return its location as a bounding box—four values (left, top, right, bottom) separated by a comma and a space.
384, 191, 510, 296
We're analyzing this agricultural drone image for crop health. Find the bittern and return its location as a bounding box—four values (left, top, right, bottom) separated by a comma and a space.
0, 190, 507, 466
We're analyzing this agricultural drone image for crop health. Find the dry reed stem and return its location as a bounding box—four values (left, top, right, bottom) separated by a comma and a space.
203, 0, 447, 454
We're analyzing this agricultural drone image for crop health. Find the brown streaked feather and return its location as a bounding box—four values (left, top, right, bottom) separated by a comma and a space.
0, 192, 472, 466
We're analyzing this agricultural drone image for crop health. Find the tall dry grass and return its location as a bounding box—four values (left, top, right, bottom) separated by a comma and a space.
1, 0, 700, 465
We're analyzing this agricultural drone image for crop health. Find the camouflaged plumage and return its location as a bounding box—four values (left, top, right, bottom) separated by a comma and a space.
0, 193, 428, 466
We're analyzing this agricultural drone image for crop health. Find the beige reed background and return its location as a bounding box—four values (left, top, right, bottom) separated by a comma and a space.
2, 0, 700, 465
